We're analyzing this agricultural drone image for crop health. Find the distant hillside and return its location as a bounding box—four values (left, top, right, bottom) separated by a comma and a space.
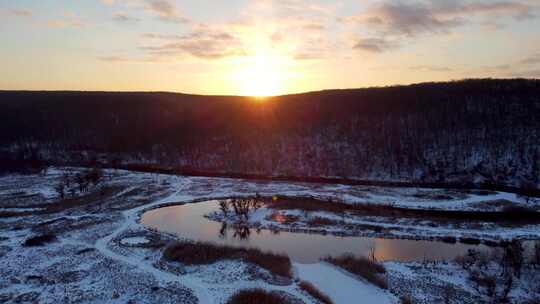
1, 79, 540, 191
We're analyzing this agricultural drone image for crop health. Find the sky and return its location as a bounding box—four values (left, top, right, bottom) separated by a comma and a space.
1, 0, 540, 96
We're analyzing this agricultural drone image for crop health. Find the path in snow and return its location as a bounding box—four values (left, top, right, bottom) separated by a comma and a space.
295, 262, 398, 304
88, 184, 313, 304
93, 188, 215, 304
59, 175, 406, 304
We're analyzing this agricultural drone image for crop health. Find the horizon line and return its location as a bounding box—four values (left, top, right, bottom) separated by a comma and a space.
0, 77, 537, 98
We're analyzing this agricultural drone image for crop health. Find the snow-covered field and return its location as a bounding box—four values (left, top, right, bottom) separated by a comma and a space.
0, 168, 538, 303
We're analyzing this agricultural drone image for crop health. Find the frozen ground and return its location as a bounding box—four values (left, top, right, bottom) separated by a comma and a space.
0, 167, 538, 303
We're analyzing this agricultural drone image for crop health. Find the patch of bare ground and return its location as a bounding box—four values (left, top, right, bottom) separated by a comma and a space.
299, 280, 334, 304
162, 242, 292, 278
226, 288, 301, 304
324, 254, 388, 289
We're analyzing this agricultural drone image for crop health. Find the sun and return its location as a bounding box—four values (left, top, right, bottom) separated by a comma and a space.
235, 50, 286, 97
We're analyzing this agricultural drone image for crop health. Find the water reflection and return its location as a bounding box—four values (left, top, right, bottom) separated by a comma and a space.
219, 222, 253, 240
141, 200, 494, 263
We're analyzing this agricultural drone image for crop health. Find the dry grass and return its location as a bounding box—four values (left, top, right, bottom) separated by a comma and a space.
163, 242, 292, 278
306, 217, 338, 226
268, 197, 358, 213
399, 295, 413, 304
324, 254, 388, 289
460, 237, 481, 245
440, 236, 457, 244
45, 186, 121, 214
299, 281, 334, 304
267, 196, 540, 224
226, 289, 294, 304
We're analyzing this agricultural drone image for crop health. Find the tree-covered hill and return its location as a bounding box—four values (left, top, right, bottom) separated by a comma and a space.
1, 79, 539, 190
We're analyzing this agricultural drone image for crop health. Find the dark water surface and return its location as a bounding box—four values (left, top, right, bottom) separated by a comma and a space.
141, 200, 492, 263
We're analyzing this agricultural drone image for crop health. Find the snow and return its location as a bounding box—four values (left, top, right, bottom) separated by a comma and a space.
120, 237, 150, 245
296, 262, 398, 304
0, 207, 44, 212
0, 167, 538, 304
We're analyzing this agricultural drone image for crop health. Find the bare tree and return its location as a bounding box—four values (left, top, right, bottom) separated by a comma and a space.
55, 182, 65, 199
219, 200, 229, 217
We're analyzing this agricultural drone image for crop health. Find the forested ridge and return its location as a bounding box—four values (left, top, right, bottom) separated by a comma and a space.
1, 79, 539, 190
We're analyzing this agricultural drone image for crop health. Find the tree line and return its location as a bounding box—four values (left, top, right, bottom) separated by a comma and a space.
1, 79, 539, 190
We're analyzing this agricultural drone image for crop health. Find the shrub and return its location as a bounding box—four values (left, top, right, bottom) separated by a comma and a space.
470, 270, 496, 297
23, 233, 57, 246
440, 236, 457, 244
455, 249, 487, 270
218, 198, 265, 220
455, 246, 519, 301
531, 241, 540, 269
306, 217, 338, 226
269, 196, 540, 223
501, 240, 524, 278
163, 242, 291, 278
324, 254, 387, 289
442, 284, 456, 304
299, 281, 334, 304
226, 289, 294, 304
399, 295, 413, 304
460, 237, 481, 245
501, 205, 537, 215
268, 212, 300, 224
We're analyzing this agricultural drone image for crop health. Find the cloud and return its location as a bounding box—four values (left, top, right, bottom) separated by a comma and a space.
96, 54, 175, 64
301, 23, 326, 31
477, 51, 540, 77
97, 56, 128, 62
237, 0, 341, 60
113, 12, 141, 23
343, 1, 537, 37
46, 13, 86, 29
353, 38, 396, 53
294, 53, 323, 60
513, 69, 540, 78
433, 1, 536, 20
292, 38, 333, 60
140, 25, 247, 60
341, 2, 462, 37
47, 20, 84, 28
134, 0, 341, 62
10, 9, 32, 17
409, 65, 453, 72
145, 0, 189, 23
520, 53, 540, 65
141, 33, 182, 40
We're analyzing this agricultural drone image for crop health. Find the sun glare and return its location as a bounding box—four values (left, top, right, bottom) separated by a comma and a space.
235, 50, 286, 97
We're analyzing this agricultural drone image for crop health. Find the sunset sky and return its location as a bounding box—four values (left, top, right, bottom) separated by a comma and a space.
1, 0, 540, 96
